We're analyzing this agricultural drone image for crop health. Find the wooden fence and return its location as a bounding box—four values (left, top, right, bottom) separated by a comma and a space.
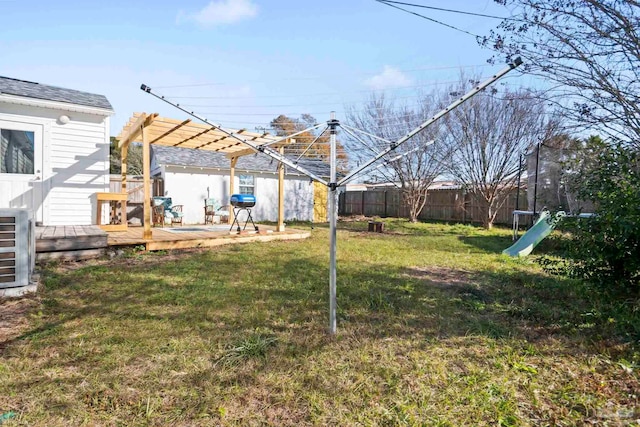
109, 175, 164, 202
339, 188, 525, 225
108, 176, 164, 224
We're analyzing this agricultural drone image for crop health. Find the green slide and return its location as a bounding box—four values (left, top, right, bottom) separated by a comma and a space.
503, 210, 566, 257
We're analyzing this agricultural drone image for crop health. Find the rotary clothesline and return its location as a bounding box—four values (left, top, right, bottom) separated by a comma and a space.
141, 57, 523, 334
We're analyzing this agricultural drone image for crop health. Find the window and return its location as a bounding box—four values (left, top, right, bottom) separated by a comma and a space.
1, 129, 35, 174
239, 175, 255, 195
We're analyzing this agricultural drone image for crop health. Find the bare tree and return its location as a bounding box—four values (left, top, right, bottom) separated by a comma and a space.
442, 82, 553, 229
346, 94, 444, 222
482, 0, 640, 147
270, 114, 348, 173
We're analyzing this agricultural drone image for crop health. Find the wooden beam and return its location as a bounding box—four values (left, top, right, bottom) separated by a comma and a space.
224, 138, 294, 159
118, 113, 146, 149
225, 146, 258, 159
213, 141, 242, 152
195, 129, 245, 150
229, 157, 238, 225
149, 119, 192, 144
121, 145, 128, 229
172, 126, 216, 147
277, 146, 285, 232
118, 113, 158, 149
142, 124, 152, 240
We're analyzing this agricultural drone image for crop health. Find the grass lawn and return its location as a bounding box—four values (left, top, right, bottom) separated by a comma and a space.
1, 220, 639, 426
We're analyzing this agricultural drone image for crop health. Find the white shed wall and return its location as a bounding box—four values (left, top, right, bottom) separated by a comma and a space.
0, 102, 110, 225
161, 166, 314, 224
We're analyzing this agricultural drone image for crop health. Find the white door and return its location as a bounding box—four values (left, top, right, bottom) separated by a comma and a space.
0, 119, 44, 223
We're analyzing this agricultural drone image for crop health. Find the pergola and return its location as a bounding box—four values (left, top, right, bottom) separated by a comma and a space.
114, 112, 290, 239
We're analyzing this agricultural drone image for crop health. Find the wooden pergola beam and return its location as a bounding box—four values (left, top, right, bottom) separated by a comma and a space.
142, 124, 152, 240
149, 119, 192, 144
195, 129, 245, 150
225, 146, 258, 159
173, 127, 216, 147
118, 113, 158, 149
225, 138, 293, 159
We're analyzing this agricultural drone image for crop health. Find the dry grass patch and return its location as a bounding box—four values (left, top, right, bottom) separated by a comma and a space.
0, 297, 40, 346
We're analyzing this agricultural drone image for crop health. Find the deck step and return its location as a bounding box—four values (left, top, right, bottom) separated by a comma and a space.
36, 226, 108, 261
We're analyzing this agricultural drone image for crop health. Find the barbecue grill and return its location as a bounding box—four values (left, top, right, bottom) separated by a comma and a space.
230, 194, 256, 208
230, 194, 258, 232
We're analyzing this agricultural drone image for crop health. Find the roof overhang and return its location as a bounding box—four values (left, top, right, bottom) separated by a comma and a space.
157, 162, 307, 176
0, 93, 115, 116
116, 112, 288, 157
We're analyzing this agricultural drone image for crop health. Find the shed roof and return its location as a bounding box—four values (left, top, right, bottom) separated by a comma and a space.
153, 145, 279, 172
0, 76, 113, 110
152, 145, 329, 178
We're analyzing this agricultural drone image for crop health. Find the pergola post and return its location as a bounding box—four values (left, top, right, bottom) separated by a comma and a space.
142, 124, 152, 239
121, 145, 128, 228
229, 156, 238, 225
277, 145, 285, 232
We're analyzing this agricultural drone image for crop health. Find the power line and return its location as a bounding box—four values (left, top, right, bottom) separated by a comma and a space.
152, 63, 490, 90
374, 0, 482, 39
163, 79, 465, 101
377, 1, 513, 21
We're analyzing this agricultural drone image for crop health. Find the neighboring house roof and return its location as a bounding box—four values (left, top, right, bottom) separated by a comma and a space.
0, 76, 113, 111
152, 145, 330, 178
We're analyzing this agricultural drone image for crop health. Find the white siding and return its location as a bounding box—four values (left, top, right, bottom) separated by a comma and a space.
0, 102, 110, 225
162, 166, 314, 224
162, 169, 229, 225
48, 114, 109, 225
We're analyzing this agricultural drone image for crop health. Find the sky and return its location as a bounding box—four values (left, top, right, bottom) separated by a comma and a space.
0, 0, 529, 136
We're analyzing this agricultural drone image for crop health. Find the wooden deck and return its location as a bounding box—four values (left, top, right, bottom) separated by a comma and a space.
36, 225, 108, 261
34, 225, 310, 261
108, 225, 310, 251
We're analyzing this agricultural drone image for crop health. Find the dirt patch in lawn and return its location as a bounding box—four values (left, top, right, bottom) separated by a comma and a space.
403, 266, 479, 291
0, 296, 40, 348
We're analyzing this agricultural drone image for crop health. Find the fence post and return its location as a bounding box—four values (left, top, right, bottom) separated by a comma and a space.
462, 189, 468, 223
383, 191, 388, 217
361, 191, 365, 216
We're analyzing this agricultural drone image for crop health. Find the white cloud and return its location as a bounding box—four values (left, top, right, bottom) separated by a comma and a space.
178, 0, 258, 27
364, 66, 413, 90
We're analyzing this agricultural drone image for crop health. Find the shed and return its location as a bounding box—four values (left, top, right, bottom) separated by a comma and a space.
0, 76, 114, 225
151, 145, 319, 224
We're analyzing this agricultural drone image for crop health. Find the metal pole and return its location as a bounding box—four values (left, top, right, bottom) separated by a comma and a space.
328, 111, 338, 335
515, 153, 522, 211
513, 153, 523, 241
533, 141, 541, 223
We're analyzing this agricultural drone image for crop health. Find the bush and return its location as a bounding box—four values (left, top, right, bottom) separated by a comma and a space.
557, 141, 640, 293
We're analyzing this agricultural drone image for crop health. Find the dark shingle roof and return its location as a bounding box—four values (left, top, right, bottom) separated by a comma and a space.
152, 145, 329, 178
0, 76, 113, 110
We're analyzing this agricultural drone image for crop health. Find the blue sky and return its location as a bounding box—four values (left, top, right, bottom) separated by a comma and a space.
0, 0, 526, 136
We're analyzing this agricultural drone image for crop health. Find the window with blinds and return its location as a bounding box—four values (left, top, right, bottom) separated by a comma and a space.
0, 128, 35, 174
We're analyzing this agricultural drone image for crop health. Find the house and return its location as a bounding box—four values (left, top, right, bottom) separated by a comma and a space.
0, 76, 114, 225
151, 145, 326, 224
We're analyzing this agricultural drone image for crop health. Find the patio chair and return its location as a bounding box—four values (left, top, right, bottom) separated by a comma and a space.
152, 204, 166, 227
152, 197, 184, 227
170, 205, 184, 226
204, 198, 229, 224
